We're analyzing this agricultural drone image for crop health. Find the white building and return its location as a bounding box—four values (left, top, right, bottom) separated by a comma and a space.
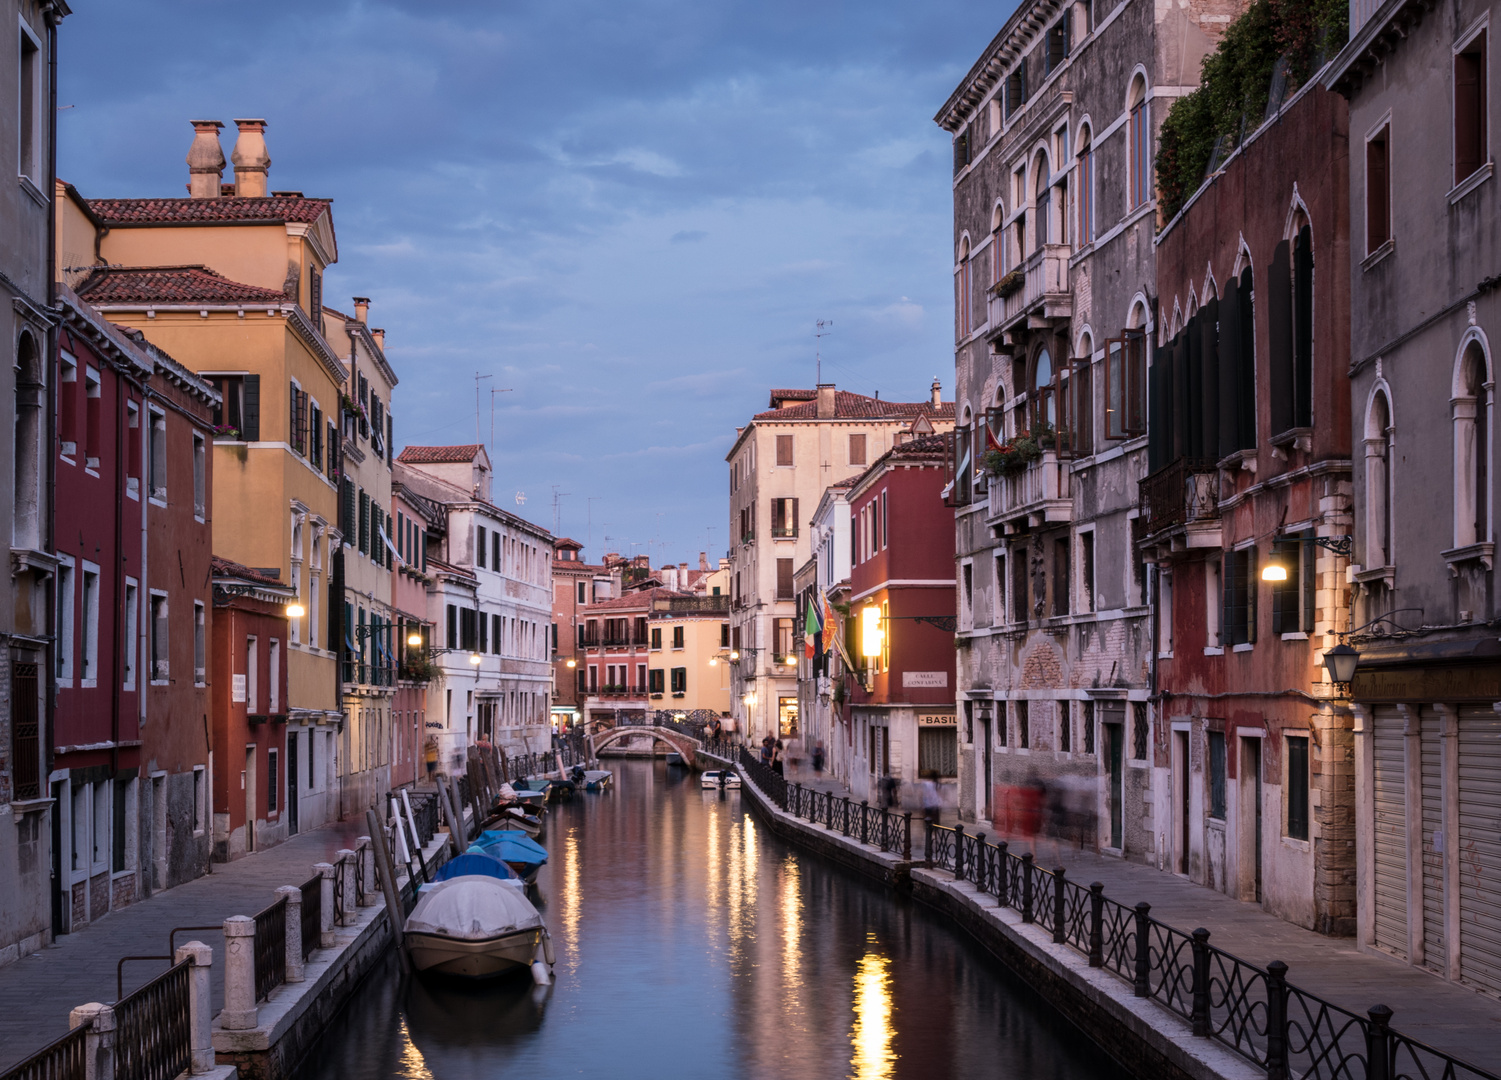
800, 479, 853, 774
395, 445, 554, 769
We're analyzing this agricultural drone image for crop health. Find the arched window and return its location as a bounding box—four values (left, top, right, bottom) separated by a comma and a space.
13, 331, 42, 549
1453, 339, 1493, 549
991, 203, 1007, 283
1034, 153, 1052, 249
1127, 75, 1150, 210
1077, 124, 1095, 247
1365, 390, 1394, 567
1032, 348, 1055, 432
1270, 210, 1314, 435
1071, 331, 1095, 456
956, 236, 973, 340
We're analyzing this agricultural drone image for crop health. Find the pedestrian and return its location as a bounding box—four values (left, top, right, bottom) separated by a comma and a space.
761, 736, 773, 767
812, 741, 825, 775
771, 738, 785, 776
424, 737, 438, 782
920, 770, 943, 826
1010, 770, 1045, 856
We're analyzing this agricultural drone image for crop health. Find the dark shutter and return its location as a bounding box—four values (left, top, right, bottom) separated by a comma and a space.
777, 558, 794, 599
1185, 312, 1203, 459
1456, 37, 1486, 183
1367, 131, 1390, 250
1293, 226, 1313, 428
1271, 540, 1295, 636
1147, 345, 1167, 473
1199, 297, 1220, 460
1239, 268, 1256, 446
954, 131, 969, 175
1218, 279, 1241, 459
1126, 330, 1147, 434
1170, 333, 1189, 462
242, 373, 261, 441
1267, 241, 1294, 436
1054, 356, 1071, 456
1245, 546, 1258, 644
1222, 551, 1238, 646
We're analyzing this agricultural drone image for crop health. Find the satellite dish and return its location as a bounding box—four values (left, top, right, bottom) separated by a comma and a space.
515, 491, 527, 505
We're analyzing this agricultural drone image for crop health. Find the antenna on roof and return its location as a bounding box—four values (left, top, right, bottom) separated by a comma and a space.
474, 372, 492, 445
552, 486, 570, 536
815, 318, 833, 384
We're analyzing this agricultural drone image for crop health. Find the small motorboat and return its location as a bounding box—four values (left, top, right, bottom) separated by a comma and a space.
472, 831, 549, 884
700, 769, 741, 789
404, 863, 554, 980
425, 851, 525, 891
582, 769, 613, 792
498, 805, 544, 839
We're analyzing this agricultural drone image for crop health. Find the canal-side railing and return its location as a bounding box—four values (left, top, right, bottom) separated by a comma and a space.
731, 747, 1499, 1080
0, 1023, 88, 1080
113, 958, 191, 1080
252, 896, 287, 1002
299, 873, 322, 962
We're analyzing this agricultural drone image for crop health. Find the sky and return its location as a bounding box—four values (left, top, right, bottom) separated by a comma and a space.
58, 0, 1003, 566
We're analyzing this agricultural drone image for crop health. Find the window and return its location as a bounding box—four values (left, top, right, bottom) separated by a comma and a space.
479, 608, 489, 652
193, 766, 206, 831
1271, 532, 1315, 635
649, 626, 662, 650
1059, 701, 1072, 752
267, 748, 279, 814
477, 526, 487, 568
1455, 30, 1488, 186
1221, 547, 1258, 646
246, 636, 258, 712
1269, 228, 1314, 435
1208, 730, 1226, 819
776, 434, 794, 466
309, 267, 323, 324
993, 553, 1006, 623
588, 665, 599, 692
849, 433, 867, 466
192, 433, 206, 518
957, 238, 974, 338
1105, 331, 1147, 439
577, 581, 586, 604
82, 369, 101, 469
1017, 699, 1030, 749
1077, 128, 1096, 246
1083, 700, 1095, 754
1067, 345, 1094, 457
1005, 63, 1028, 118
1032, 349, 1055, 431
194, 602, 206, 685
207, 374, 249, 438
492, 532, 501, 571
150, 593, 169, 681
1052, 536, 1069, 616
1455, 343, 1491, 548
776, 558, 794, 600
1044, 16, 1069, 74
459, 608, 477, 652
721, 623, 730, 647
1128, 79, 1150, 209
309, 403, 323, 471
80, 565, 99, 685
1285, 735, 1309, 840
1034, 165, 1051, 249
126, 401, 140, 497
1157, 569, 1174, 654
289, 382, 307, 455
148, 410, 167, 500
358, 489, 370, 554
962, 562, 974, 621
918, 727, 958, 777
648, 668, 665, 693
54, 558, 72, 682
953, 127, 971, 174
326, 419, 339, 479
1080, 531, 1095, 612
672, 626, 685, 649
123, 580, 138, 689
1366, 125, 1391, 252
18, 22, 41, 182
1012, 545, 1030, 623
1132, 702, 1148, 761
576, 668, 587, 693
775, 617, 795, 663
771, 497, 799, 538
492, 614, 502, 654
671, 667, 687, 694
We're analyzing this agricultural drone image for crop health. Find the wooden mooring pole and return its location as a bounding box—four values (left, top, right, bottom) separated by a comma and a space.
366, 807, 412, 975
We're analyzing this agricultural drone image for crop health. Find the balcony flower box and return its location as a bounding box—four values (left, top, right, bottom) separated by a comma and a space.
984, 435, 1042, 476
994, 268, 1025, 299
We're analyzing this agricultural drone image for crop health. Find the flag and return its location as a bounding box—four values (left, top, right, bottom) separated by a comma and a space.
804, 595, 823, 659
985, 423, 1003, 452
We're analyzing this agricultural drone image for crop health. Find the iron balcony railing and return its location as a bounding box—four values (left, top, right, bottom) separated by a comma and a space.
1138, 457, 1221, 537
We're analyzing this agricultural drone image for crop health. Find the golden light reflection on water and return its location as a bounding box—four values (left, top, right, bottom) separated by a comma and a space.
395, 1017, 434, 1080
705, 802, 721, 923
780, 854, 802, 995
849, 943, 896, 1080
561, 830, 581, 972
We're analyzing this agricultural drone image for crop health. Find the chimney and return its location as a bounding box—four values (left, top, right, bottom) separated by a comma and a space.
931, 377, 942, 407
699, 551, 709, 571
230, 119, 271, 197
186, 121, 225, 199
817, 383, 835, 420
371, 328, 385, 348
352, 297, 370, 324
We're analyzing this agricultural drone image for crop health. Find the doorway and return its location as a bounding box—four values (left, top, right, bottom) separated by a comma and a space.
1175, 730, 1190, 874
244, 745, 257, 854
1106, 723, 1123, 849
287, 734, 299, 837
1240, 736, 1263, 903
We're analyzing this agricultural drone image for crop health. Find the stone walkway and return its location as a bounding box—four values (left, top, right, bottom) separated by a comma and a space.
0, 817, 373, 1072
773, 763, 1501, 1072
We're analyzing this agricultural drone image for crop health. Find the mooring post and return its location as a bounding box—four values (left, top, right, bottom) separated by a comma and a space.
1366, 1005, 1393, 1080
276, 885, 305, 983
336, 850, 357, 926
436, 779, 462, 858
221, 916, 258, 1030
367, 807, 412, 974
175, 941, 214, 1074
70, 1002, 115, 1080
357, 838, 376, 907
315, 863, 336, 947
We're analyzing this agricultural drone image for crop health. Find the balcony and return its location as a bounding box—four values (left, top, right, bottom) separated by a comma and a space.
986, 450, 1073, 532
988, 244, 1072, 335
1137, 458, 1222, 553
653, 594, 730, 614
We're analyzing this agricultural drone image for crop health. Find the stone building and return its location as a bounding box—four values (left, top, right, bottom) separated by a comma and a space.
1328, 0, 1501, 995
1148, 76, 1355, 933
726, 383, 952, 744
549, 538, 612, 732
935, 0, 1242, 851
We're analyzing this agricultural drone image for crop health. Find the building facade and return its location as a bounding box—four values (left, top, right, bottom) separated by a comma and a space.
549, 538, 610, 732
647, 566, 732, 722
1329, 0, 1501, 993
1147, 78, 1355, 933
726, 382, 953, 744
936, 0, 1240, 849
800, 480, 855, 771
391, 482, 435, 789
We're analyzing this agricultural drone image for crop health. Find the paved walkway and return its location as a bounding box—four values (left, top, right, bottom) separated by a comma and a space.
772, 763, 1501, 1072
0, 817, 374, 1072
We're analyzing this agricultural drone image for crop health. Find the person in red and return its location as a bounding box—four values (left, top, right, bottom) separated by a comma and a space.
1006, 771, 1046, 856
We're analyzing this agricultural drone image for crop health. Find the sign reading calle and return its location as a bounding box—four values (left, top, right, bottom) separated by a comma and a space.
902, 671, 948, 688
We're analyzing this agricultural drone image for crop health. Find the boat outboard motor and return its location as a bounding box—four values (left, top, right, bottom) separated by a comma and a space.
571, 763, 586, 785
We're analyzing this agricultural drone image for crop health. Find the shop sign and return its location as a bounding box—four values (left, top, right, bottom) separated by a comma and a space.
1352, 664, 1501, 703
917, 710, 956, 727
902, 671, 948, 688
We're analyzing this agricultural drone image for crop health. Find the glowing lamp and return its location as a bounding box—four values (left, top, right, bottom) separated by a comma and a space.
469, 653, 482, 666
1261, 556, 1288, 582
566, 658, 577, 668
860, 606, 884, 659
286, 602, 305, 619
407, 632, 423, 647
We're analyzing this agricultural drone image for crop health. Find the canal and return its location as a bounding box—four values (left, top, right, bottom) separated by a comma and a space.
295, 759, 1129, 1080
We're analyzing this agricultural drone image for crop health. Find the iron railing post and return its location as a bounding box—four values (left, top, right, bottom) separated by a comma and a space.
860, 800, 869, 845
996, 841, 1009, 906
793, 782, 802, 818
902, 813, 912, 861
842, 795, 852, 836
1191, 928, 1211, 1036
1133, 903, 1152, 997
923, 821, 933, 867
954, 823, 966, 879
1366, 1005, 1393, 1080
973, 833, 986, 892
1021, 853, 1034, 923
1265, 960, 1289, 1080
1088, 883, 1104, 967
1053, 867, 1067, 944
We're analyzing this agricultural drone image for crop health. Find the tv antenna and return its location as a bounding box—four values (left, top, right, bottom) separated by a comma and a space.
490, 386, 513, 453
474, 373, 492, 444
551, 486, 570, 536
815, 318, 833, 384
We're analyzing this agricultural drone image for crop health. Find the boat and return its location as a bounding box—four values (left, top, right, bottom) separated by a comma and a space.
700, 769, 741, 789
421, 851, 525, 891
472, 830, 549, 884
497, 805, 544, 838
404, 860, 554, 979
665, 752, 686, 767
582, 769, 613, 792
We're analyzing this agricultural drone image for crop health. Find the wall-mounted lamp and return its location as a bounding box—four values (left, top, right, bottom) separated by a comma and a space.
469, 652, 483, 666
860, 606, 883, 658
407, 632, 424, 647
286, 602, 306, 619
566, 658, 577, 668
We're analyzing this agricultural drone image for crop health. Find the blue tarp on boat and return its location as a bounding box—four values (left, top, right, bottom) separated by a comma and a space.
432, 851, 520, 883
472, 831, 548, 865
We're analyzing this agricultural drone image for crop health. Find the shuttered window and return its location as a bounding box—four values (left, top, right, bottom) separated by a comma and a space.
1366, 126, 1391, 251
776, 434, 794, 466
1285, 735, 1309, 840
1209, 730, 1227, 819
776, 558, 794, 600
849, 433, 867, 465
1005, 65, 1028, 118
771, 497, 799, 538
953, 130, 970, 175
358, 489, 370, 554
1455, 32, 1488, 185
1128, 102, 1150, 209
1267, 239, 1295, 436
1271, 532, 1315, 635
1293, 226, 1313, 428
1044, 16, 1069, 74
1221, 546, 1257, 646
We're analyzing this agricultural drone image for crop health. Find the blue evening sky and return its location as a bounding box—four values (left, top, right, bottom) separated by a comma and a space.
58, 0, 1001, 564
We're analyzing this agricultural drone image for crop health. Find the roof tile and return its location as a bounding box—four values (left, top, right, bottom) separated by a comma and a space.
87, 195, 332, 226
396, 444, 485, 465
77, 265, 289, 305
753, 389, 955, 422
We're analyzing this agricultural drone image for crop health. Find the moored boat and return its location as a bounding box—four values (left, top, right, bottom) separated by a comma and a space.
582, 769, 613, 791
404, 864, 553, 979
700, 769, 740, 789
472, 830, 549, 884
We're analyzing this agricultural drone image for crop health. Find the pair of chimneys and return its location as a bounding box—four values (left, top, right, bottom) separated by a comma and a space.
187, 119, 271, 199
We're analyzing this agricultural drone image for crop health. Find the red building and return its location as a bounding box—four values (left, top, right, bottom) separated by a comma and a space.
210, 558, 294, 860
52, 287, 217, 929
1144, 83, 1353, 934
843, 435, 958, 808
550, 538, 609, 733
577, 588, 656, 734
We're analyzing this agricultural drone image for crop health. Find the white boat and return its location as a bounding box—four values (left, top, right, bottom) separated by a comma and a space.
582, 769, 613, 791
404, 874, 554, 980
700, 769, 741, 789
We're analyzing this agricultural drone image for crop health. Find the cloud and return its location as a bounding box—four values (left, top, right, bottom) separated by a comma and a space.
669, 229, 708, 244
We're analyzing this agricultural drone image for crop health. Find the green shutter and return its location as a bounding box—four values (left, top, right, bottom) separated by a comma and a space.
242, 374, 260, 441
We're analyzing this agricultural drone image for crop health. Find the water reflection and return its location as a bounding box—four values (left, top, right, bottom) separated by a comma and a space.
294, 759, 1130, 1080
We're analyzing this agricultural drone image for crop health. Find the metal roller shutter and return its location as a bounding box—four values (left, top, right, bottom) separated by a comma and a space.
1458, 705, 1501, 995
1420, 708, 1445, 973
1372, 706, 1408, 960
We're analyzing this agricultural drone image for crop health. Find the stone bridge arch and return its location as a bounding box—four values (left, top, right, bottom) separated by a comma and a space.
588, 725, 700, 763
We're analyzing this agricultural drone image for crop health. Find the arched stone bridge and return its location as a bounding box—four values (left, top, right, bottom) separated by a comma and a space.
588, 725, 700, 762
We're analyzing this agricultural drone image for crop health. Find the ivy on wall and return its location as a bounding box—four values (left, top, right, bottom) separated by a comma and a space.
1156, 0, 1349, 225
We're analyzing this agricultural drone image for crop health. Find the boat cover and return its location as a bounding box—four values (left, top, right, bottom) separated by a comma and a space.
472, 832, 548, 864
433, 851, 519, 883
405, 876, 543, 941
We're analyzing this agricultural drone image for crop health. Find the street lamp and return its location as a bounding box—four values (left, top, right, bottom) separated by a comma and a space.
860, 606, 883, 658
566, 658, 577, 668
286, 601, 306, 619
1262, 535, 1354, 581
784, 655, 798, 668
407, 631, 423, 647
1323, 642, 1359, 689
469, 652, 483, 666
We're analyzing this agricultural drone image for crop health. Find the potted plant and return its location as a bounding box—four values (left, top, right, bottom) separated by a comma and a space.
211, 423, 240, 440
984, 435, 1042, 476
995, 267, 1025, 299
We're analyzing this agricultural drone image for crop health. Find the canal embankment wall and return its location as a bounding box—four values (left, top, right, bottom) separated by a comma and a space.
702, 750, 1259, 1080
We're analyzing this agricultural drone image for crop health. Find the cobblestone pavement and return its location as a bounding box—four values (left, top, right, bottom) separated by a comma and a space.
0, 817, 371, 1072
774, 763, 1501, 1072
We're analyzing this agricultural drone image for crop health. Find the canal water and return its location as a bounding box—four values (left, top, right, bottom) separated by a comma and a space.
296, 759, 1128, 1080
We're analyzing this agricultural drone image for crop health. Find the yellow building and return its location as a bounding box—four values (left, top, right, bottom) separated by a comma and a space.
60, 119, 347, 833
647, 565, 732, 720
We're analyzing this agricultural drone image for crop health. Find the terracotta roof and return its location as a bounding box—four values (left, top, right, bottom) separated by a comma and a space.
77, 265, 289, 305
397, 444, 484, 465
553, 537, 584, 550
753, 389, 955, 422
767, 388, 818, 407
583, 587, 681, 612
87, 195, 332, 226
849, 432, 949, 492
211, 556, 287, 588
